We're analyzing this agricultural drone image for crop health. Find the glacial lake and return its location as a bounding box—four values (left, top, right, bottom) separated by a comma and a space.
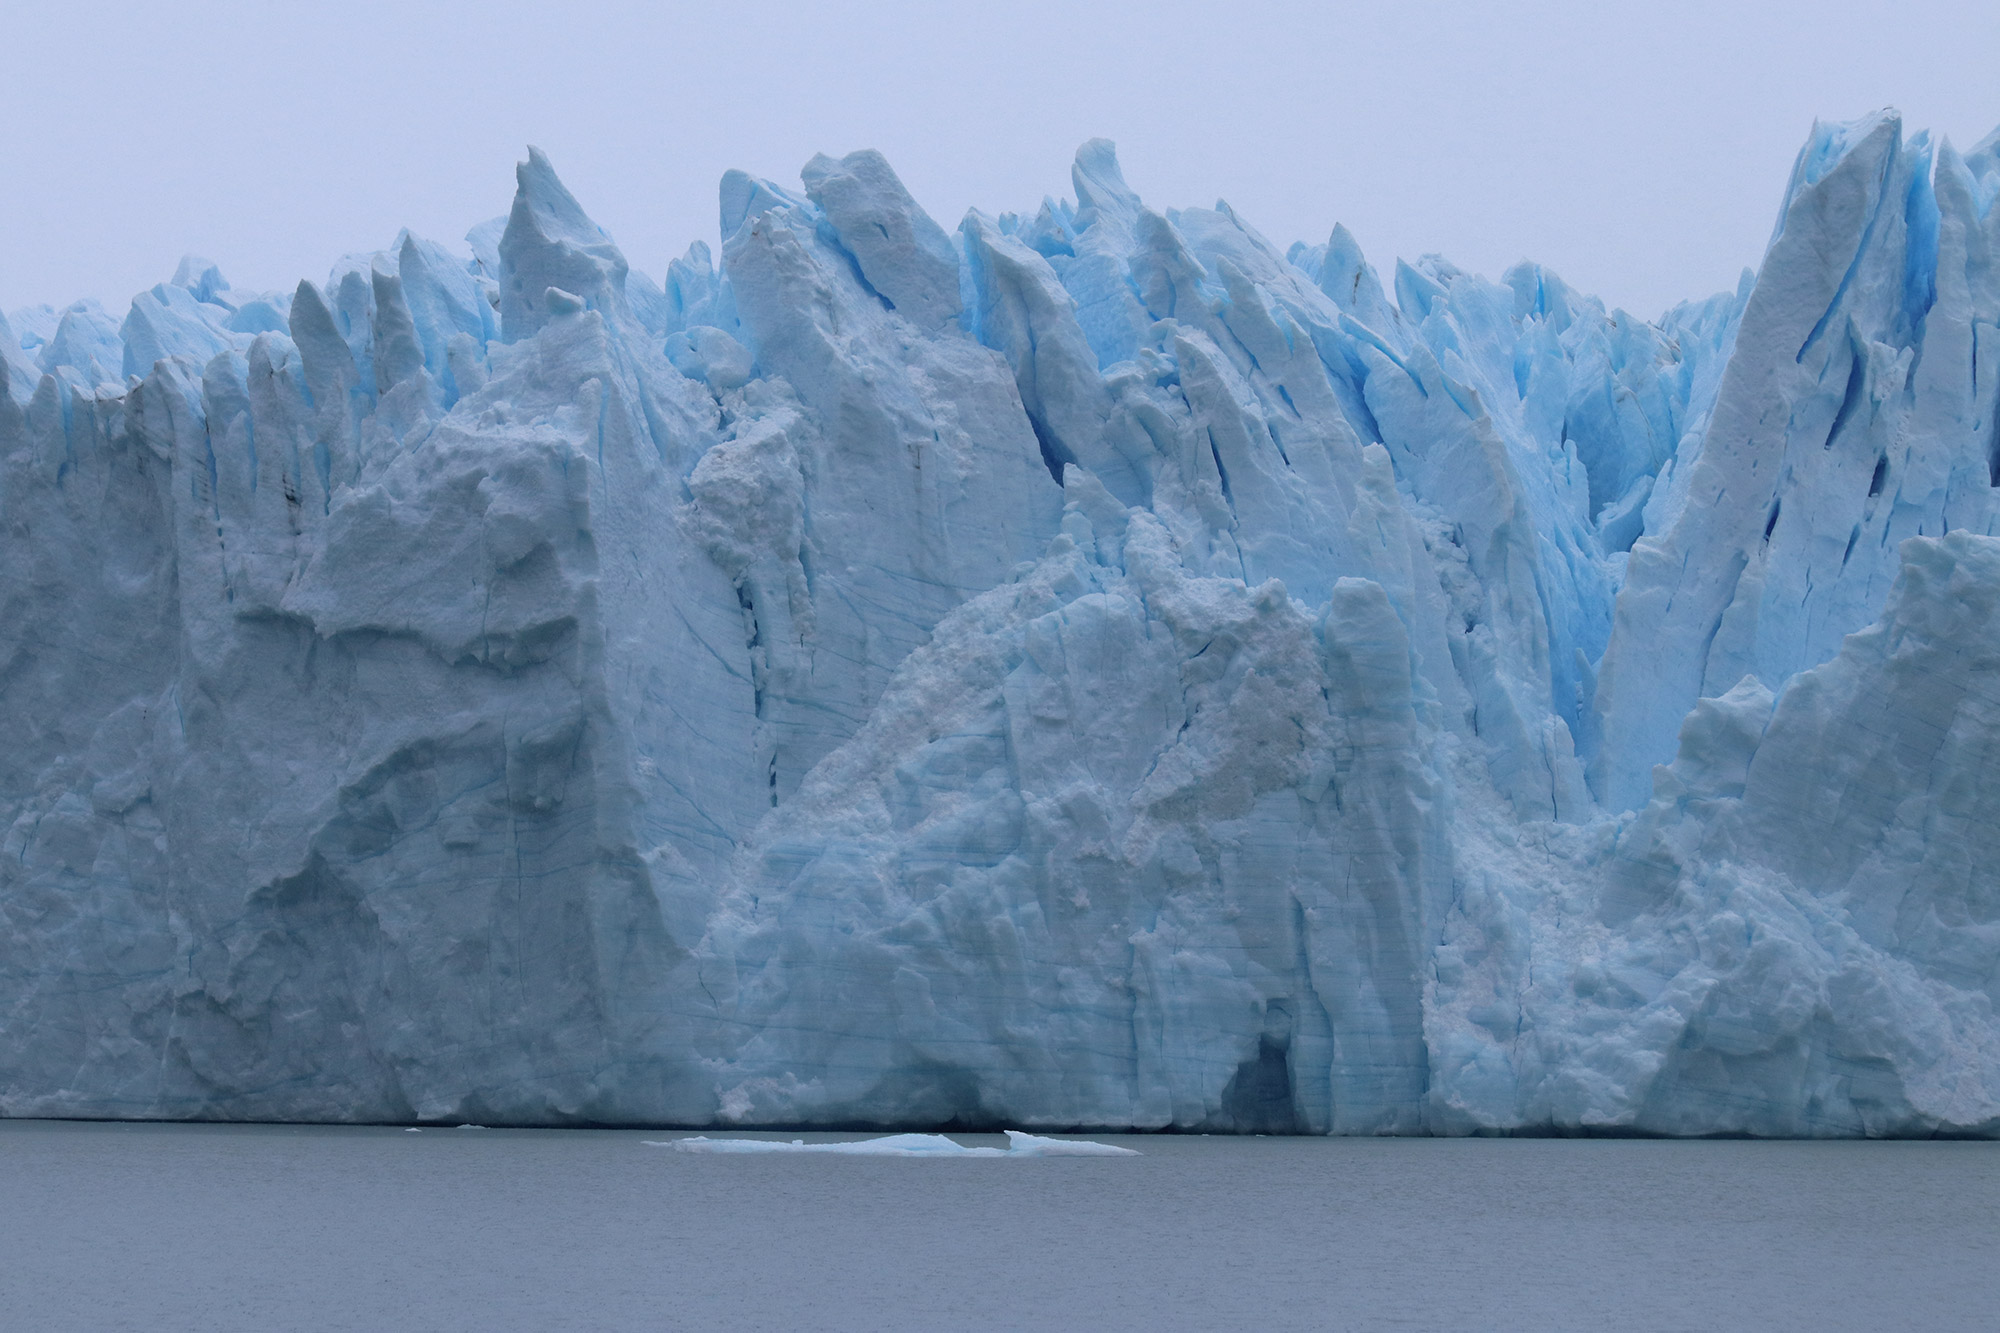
3, 1121, 1995, 1331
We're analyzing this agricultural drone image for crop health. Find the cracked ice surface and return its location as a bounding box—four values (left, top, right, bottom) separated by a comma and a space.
6, 114, 2000, 1135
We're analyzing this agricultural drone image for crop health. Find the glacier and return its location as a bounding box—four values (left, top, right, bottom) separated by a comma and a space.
4, 110, 2000, 1136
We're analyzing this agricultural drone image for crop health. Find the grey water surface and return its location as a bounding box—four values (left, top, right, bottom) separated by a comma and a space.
2, 1120, 1995, 1331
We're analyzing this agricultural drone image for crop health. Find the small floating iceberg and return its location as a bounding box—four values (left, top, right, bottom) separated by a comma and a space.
997, 1131, 1140, 1156
648, 1130, 1138, 1157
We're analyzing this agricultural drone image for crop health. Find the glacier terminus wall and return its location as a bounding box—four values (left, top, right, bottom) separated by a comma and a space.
6, 111, 2000, 1135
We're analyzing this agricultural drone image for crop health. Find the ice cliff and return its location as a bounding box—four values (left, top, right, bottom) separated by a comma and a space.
6, 111, 2000, 1135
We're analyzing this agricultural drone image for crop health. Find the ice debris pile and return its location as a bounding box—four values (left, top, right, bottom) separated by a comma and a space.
5, 111, 2000, 1136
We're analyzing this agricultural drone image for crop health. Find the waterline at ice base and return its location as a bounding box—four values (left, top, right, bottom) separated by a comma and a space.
6, 110, 2000, 1136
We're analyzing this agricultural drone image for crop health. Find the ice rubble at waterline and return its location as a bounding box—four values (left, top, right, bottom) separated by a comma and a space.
6, 111, 2000, 1137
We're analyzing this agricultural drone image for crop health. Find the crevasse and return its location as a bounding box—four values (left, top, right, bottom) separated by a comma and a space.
5, 112, 2000, 1135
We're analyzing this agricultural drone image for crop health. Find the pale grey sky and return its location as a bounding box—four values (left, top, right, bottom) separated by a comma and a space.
4, 0, 1996, 320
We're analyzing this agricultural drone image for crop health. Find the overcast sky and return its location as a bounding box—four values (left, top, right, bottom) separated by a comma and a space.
4, 0, 1996, 321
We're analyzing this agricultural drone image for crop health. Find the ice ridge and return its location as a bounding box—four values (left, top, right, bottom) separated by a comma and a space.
5, 114, 2000, 1136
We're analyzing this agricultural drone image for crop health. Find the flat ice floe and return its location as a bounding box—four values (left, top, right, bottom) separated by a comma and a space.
652, 1131, 1139, 1157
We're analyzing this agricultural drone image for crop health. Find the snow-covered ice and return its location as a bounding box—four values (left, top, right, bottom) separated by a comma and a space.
5, 112, 2000, 1136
